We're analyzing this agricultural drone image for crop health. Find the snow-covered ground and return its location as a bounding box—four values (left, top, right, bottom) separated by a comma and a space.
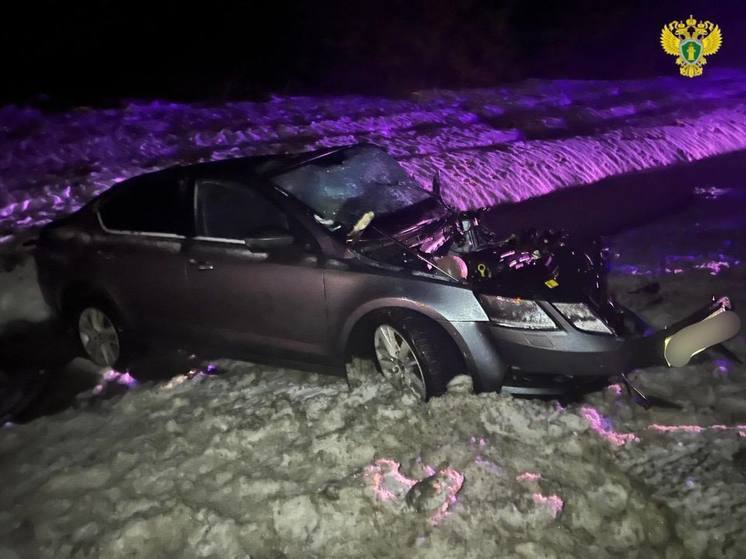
1, 73, 746, 558
3, 69, 746, 245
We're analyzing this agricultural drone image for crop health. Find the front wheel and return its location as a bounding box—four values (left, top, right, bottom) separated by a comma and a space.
372, 314, 462, 401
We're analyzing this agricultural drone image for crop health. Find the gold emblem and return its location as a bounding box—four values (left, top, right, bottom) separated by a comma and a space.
661, 15, 722, 78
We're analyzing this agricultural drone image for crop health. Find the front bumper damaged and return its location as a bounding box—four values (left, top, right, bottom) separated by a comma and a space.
485, 296, 740, 389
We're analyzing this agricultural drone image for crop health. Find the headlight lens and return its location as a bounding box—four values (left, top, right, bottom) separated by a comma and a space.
553, 303, 613, 334
479, 295, 557, 330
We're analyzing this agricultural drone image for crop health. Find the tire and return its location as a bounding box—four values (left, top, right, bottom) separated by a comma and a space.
372, 312, 463, 401
70, 299, 133, 369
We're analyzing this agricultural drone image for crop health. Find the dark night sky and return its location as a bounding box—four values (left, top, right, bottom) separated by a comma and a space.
3, 0, 746, 107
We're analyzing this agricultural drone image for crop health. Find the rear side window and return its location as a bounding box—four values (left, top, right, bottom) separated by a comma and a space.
196, 181, 289, 240
99, 174, 191, 236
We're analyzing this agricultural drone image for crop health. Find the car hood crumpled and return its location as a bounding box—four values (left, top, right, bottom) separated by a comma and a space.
455, 229, 608, 303
367, 212, 611, 304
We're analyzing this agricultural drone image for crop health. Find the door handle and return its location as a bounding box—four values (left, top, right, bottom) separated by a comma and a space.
189, 258, 214, 271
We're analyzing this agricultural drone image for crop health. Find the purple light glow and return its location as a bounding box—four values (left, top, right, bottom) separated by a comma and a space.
712, 359, 731, 377
516, 471, 542, 482
581, 406, 640, 447
3, 72, 746, 242
648, 424, 705, 434
694, 186, 731, 199
607, 383, 623, 396
531, 493, 564, 519
428, 468, 465, 526
102, 369, 138, 387
694, 260, 739, 275
92, 368, 139, 394
364, 458, 416, 503
474, 455, 503, 475
364, 458, 464, 525
469, 436, 488, 448
612, 253, 741, 277
160, 364, 219, 390
648, 423, 746, 437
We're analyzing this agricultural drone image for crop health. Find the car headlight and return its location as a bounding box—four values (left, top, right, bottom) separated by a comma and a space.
553, 303, 613, 334
479, 295, 558, 330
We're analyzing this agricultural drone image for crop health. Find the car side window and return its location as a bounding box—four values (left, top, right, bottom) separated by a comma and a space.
196, 180, 290, 240
99, 174, 191, 236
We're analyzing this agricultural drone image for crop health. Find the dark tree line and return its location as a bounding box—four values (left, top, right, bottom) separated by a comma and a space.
2, 0, 744, 107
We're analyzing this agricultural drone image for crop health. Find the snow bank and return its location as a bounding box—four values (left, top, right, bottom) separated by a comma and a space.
3, 351, 743, 558
0, 258, 50, 332
0, 361, 693, 558
3, 70, 746, 243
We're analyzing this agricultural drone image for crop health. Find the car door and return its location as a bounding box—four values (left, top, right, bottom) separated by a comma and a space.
185, 179, 328, 360
93, 171, 194, 341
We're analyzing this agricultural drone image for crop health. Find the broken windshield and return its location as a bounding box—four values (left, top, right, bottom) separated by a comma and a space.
269, 145, 433, 230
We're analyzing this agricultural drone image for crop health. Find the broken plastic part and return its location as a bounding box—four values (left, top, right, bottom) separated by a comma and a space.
313, 214, 336, 226
347, 211, 375, 242
663, 308, 741, 367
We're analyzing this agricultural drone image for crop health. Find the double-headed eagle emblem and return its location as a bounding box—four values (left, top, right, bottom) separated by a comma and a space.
661, 15, 722, 77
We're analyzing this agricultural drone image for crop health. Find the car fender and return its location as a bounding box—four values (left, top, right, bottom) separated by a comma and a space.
335, 294, 507, 391
332, 277, 489, 356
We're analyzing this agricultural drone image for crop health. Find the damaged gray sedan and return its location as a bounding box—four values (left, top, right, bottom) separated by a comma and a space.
35, 144, 741, 400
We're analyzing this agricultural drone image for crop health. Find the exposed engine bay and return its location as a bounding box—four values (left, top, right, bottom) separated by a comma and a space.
352, 208, 640, 338
357, 210, 609, 300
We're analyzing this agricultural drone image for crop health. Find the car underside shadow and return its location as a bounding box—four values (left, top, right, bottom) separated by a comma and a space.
0, 317, 208, 422
0, 317, 90, 423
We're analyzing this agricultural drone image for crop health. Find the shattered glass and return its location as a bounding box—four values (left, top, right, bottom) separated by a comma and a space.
270, 145, 432, 230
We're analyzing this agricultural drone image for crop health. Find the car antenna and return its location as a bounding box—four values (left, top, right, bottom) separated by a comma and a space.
431, 169, 459, 216
432, 170, 442, 201
432, 170, 453, 209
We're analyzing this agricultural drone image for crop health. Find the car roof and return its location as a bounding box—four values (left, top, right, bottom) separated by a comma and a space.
130, 142, 381, 186
100, 143, 384, 208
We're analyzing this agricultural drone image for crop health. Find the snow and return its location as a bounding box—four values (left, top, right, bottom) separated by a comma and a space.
0, 259, 50, 333
5, 349, 742, 557
3, 69, 746, 244
580, 406, 641, 447
1, 72, 746, 557
0, 364, 682, 558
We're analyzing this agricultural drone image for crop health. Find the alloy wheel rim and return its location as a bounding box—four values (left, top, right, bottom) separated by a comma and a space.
373, 324, 426, 400
78, 307, 120, 367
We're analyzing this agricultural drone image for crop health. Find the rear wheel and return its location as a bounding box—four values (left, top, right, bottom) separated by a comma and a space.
74, 304, 129, 368
372, 313, 462, 401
